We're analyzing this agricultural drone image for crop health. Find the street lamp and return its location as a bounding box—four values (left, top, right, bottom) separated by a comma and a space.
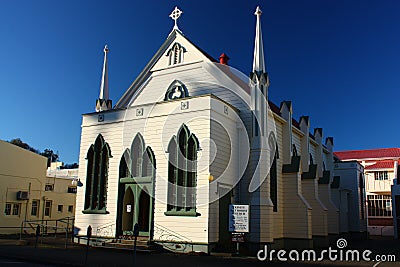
71, 178, 83, 187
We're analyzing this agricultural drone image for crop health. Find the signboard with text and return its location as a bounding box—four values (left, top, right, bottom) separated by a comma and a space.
228, 204, 249, 233
231, 232, 245, 242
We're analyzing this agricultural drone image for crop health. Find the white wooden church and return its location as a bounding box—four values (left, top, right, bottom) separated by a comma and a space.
74, 6, 347, 253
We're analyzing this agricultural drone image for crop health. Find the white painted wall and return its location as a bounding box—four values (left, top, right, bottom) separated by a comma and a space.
333, 161, 367, 233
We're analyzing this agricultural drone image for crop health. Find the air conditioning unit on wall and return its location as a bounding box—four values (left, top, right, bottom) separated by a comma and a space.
17, 191, 29, 200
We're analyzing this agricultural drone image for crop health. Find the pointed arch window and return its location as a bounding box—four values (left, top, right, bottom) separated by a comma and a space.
166, 125, 199, 216
164, 80, 188, 101
166, 42, 186, 66
119, 149, 131, 179
131, 135, 144, 177
119, 133, 156, 184
269, 133, 279, 212
83, 134, 112, 214
130, 134, 156, 179
292, 144, 298, 157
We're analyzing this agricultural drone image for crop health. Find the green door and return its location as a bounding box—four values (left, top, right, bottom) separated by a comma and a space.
122, 187, 134, 234
138, 189, 151, 236
121, 184, 153, 237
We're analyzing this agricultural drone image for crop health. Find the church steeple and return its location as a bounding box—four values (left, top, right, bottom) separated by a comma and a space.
96, 45, 112, 112
253, 6, 265, 74
250, 6, 269, 144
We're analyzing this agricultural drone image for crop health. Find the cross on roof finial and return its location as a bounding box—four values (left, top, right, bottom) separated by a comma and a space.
169, 6, 183, 31
255, 6, 262, 16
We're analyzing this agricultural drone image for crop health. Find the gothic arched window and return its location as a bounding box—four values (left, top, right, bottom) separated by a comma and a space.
131, 135, 144, 177
166, 42, 186, 66
119, 149, 131, 179
166, 124, 199, 216
269, 133, 279, 212
83, 134, 112, 214
164, 80, 188, 101
142, 147, 155, 177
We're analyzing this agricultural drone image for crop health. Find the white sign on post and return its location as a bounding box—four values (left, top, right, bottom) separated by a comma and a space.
229, 204, 249, 233
126, 204, 132, 213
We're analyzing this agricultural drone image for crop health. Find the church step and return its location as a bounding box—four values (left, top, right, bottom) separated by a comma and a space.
117, 235, 149, 241
113, 237, 150, 245
105, 242, 149, 249
94, 243, 155, 253
94, 239, 162, 253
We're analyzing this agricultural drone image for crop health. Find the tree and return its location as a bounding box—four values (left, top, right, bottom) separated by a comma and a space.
9, 138, 39, 154
61, 163, 79, 169
40, 149, 59, 167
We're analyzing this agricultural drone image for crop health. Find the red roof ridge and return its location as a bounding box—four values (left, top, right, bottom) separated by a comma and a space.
335, 147, 400, 153
334, 148, 400, 161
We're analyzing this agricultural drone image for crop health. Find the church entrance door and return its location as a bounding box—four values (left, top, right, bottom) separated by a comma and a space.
121, 184, 153, 237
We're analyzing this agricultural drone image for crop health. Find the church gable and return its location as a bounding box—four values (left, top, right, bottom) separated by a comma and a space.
115, 30, 217, 109
151, 32, 216, 72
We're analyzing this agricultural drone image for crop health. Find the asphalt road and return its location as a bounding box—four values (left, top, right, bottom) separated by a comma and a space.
0, 257, 54, 266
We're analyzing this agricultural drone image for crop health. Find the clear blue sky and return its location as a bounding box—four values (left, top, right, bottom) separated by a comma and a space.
1, 0, 399, 163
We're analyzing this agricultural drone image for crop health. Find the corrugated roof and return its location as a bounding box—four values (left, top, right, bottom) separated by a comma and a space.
334, 148, 400, 161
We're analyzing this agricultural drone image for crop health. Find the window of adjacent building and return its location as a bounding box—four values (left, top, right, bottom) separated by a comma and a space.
367, 195, 392, 217
4, 203, 12, 215
4, 203, 21, 216
45, 184, 54, 191
68, 187, 77, 193
31, 200, 39, 216
166, 125, 198, 216
83, 134, 111, 214
12, 203, 20, 216
374, 171, 388, 180
44, 200, 52, 217
68, 205, 73, 213
57, 205, 63, 212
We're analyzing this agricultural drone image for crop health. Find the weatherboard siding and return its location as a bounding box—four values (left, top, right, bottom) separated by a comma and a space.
301, 179, 328, 236
281, 172, 312, 239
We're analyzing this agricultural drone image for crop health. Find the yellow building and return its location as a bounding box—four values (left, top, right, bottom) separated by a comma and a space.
0, 140, 77, 234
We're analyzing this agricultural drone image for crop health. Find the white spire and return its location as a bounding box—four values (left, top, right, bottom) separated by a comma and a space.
99, 45, 109, 100
169, 7, 183, 33
96, 45, 112, 112
252, 6, 265, 73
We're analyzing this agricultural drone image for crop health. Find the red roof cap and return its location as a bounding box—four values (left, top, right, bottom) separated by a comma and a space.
219, 53, 230, 65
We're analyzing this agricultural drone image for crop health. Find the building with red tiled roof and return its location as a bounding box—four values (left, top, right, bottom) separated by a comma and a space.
334, 148, 400, 237
364, 160, 395, 170
335, 148, 400, 162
